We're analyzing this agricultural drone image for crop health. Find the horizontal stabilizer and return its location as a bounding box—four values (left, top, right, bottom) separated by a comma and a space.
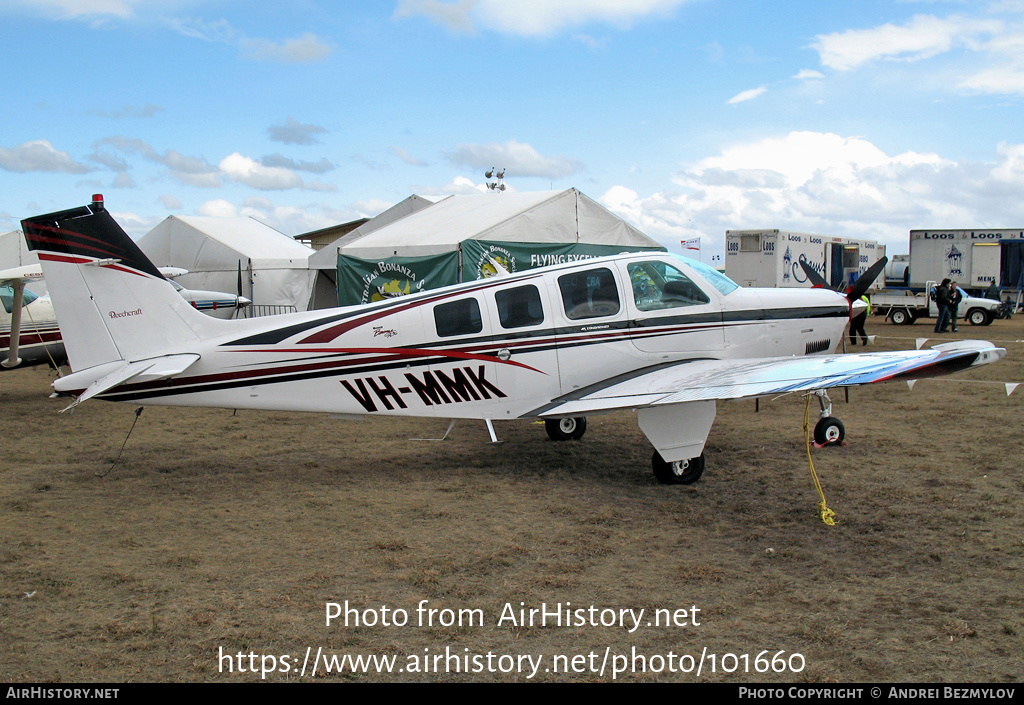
58, 354, 200, 412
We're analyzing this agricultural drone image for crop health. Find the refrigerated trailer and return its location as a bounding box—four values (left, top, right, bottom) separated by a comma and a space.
724, 230, 885, 290
908, 229, 1024, 292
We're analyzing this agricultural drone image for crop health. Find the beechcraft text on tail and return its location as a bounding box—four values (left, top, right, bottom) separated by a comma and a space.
20, 196, 1006, 485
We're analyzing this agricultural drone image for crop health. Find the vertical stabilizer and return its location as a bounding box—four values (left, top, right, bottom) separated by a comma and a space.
21, 196, 221, 372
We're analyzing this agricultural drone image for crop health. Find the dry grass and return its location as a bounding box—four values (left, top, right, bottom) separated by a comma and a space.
1, 316, 1022, 682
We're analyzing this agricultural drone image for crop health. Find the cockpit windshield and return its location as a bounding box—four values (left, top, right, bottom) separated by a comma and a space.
1, 284, 39, 314
670, 254, 739, 296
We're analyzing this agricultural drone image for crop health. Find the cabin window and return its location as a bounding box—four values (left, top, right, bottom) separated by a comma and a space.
495, 285, 544, 329
628, 261, 710, 311
0, 285, 39, 314
558, 268, 620, 320
433, 297, 483, 337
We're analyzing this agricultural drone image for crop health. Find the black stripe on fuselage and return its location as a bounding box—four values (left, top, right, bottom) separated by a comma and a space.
95, 304, 847, 404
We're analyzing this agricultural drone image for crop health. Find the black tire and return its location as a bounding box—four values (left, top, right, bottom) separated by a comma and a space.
967, 308, 990, 326
652, 451, 705, 485
890, 309, 909, 325
545, 417, 587, 441
813, 417, 845, 446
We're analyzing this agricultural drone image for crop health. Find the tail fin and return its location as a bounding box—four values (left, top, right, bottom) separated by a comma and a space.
21, 195, 220, 372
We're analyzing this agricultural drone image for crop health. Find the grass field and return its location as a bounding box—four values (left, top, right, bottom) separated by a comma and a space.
1, 316, 1022, 682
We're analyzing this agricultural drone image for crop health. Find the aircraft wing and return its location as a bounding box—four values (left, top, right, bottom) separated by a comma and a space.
0, 264, 45, 285
534, 341, 1005, 418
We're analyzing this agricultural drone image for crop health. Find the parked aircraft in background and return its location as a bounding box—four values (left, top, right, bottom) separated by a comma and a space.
20, 196, 1006, 483
1, 267, 64, 370
1, 260, 251, 371
158, 267, 252, 320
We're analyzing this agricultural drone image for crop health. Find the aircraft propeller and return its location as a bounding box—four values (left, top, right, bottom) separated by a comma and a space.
800, 255, 888, 305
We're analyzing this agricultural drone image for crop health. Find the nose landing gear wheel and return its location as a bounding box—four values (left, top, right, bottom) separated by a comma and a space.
813, 416, 845, 446
652, 451, 705, 485
545, 416, 587, 441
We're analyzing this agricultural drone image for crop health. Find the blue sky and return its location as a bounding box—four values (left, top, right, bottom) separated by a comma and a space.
3, 0, 1024, 259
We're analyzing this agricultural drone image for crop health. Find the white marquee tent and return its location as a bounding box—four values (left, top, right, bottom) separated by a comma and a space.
339, 188, 657, 260
139, 216, 316, 313
324, 188, 664, 306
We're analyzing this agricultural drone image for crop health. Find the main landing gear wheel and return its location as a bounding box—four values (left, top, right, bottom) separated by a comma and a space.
813, 416, 845, 446
545, 417, 587, 441
652, 451, 705, 485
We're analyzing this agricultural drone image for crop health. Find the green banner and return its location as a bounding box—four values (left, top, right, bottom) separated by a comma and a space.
461, 240, 665, 282
336, 252, 460, 306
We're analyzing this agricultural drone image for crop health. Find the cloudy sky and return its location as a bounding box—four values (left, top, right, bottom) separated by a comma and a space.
3, 0, 1024, 259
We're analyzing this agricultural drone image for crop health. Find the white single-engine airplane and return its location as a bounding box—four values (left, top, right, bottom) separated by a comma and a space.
22, 196, 1006, 484
1, 266, 64, 370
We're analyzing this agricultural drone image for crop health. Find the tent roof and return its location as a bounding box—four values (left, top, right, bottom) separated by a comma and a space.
340, 188, 659, 260
140, 215, 313, 269
309, 194, 435, 270
0, 230, 38, 269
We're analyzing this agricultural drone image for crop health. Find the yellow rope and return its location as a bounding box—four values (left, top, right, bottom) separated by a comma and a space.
803, 395, 837, 526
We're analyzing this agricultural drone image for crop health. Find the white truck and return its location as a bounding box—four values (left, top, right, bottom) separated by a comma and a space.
871, 282, 1001, 326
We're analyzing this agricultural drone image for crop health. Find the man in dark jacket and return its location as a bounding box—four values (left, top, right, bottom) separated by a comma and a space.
933, 278, 951, 333
948, 280, 963, 332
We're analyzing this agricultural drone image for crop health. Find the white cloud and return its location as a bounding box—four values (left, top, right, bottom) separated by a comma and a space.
600, 131, 1024, 255
727, 86, 767, 104
446, 139, 584, 179
267, 117, 328, 145
198, 199, 238, 218
415, 175, 488, 200
100, 136, 222, 187
391, 146, 428, 167
240, 32, 332, 63
812, 14, 1001, 71
164, 17, 331, 63
160, 195, 183, 210
393, 0, 476, 33
261, 154, 335, 173
793, 69, 824, 80
394, 0, 690, 36
0, 140, 93, 173
112, 172, 135, 188
5, 0, 141, 19
219, 153, 303, 190
90, 103, 164, 119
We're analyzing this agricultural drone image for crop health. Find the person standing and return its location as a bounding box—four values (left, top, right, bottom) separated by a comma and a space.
933, 278, 951, 333
849, 294, 870, 345
948, 280, 963, 332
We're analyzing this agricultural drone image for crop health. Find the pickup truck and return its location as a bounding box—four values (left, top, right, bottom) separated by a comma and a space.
871, 282, 1001, 326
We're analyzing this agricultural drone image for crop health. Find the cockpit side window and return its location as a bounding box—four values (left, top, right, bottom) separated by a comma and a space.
495, 285, 544, 329
628, 261, 710, 311
434, 297, 483, 337
558, 268, 620, 320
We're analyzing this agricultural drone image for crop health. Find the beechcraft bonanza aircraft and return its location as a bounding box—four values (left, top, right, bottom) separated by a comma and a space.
22, 196, 1006, 484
